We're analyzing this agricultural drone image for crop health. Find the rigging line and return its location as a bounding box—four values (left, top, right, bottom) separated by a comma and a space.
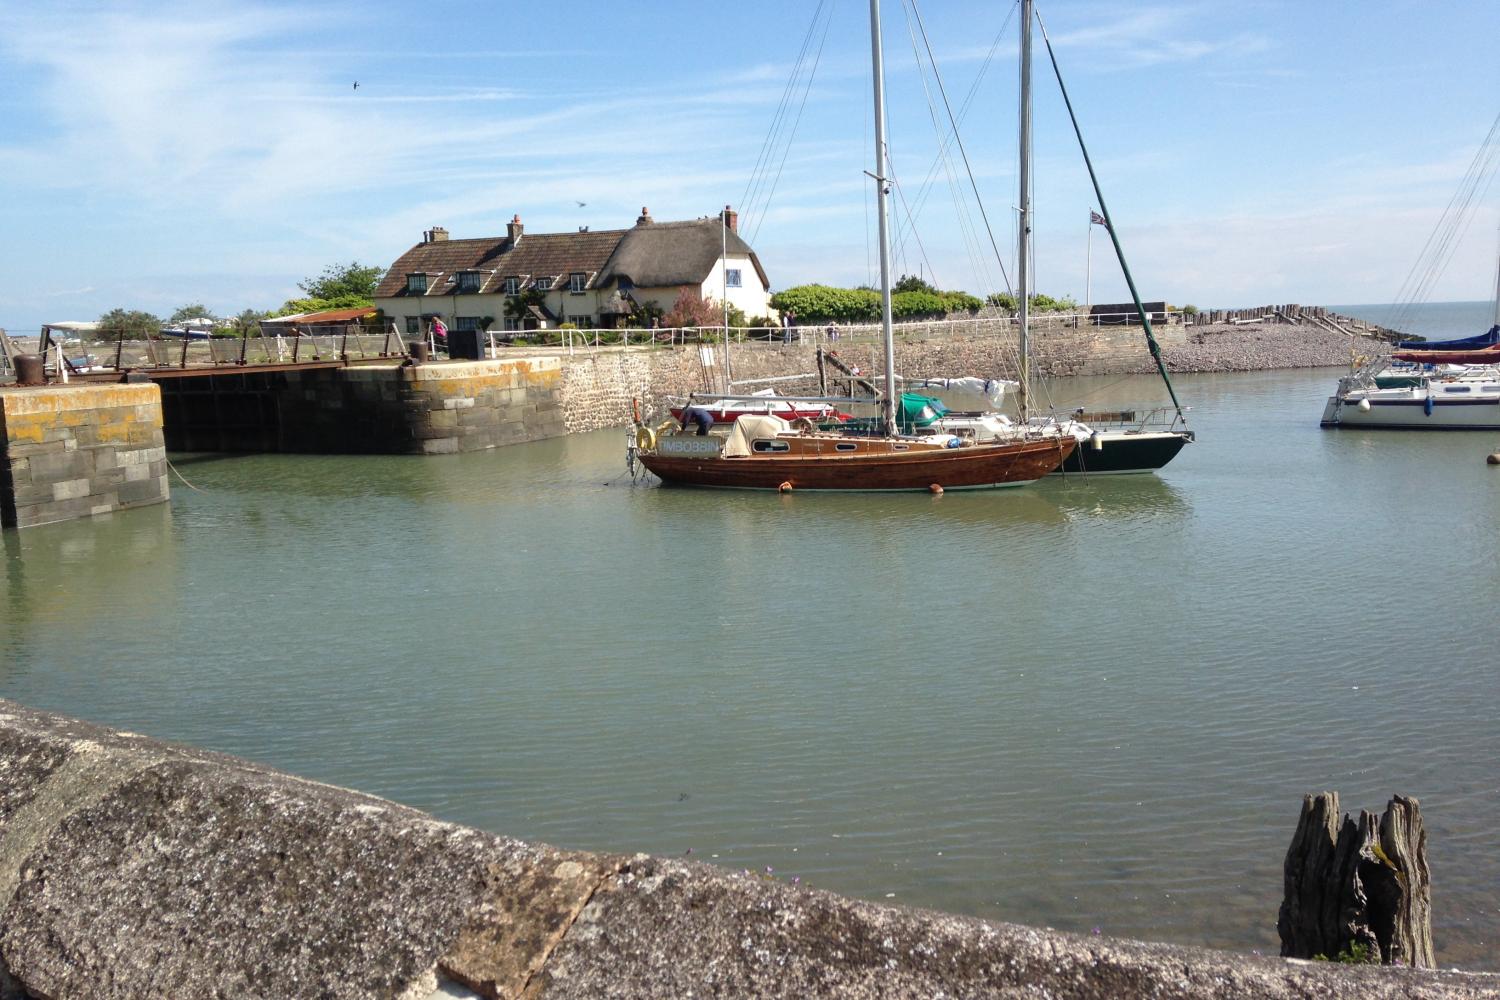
1386, 110, 1500, 331
892, 3, 1017, 269
1394, 153, 1499, 326
899, 0, 995, 293
1035, 7, 1186, 425
889, 175, 941, 287
738, 0, 827, 227
749, 0, 837, 246
910, 0, 1013, 297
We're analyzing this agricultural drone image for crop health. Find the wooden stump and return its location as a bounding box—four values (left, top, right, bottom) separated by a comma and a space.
1277, 792, 1434, 968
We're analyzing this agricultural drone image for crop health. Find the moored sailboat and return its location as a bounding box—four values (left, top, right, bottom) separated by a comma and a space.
631, 0, 1074, 492
1323, 224, 1500, 430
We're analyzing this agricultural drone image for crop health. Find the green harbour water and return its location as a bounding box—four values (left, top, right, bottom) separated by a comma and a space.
3, 363, 1499, 968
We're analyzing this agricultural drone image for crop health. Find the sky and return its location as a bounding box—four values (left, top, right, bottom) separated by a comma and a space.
1, 0, 1497, 333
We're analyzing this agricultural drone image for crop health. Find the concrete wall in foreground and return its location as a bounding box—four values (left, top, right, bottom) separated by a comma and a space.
0, 384, 169, 529
0, 701, 1493, 1000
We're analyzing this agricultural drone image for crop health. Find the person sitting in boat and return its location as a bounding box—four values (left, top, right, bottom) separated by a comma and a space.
680, 406, 715, 436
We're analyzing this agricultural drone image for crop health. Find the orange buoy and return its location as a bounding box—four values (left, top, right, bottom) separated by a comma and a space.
929, 483, 944, 494
779, 481, 794, 493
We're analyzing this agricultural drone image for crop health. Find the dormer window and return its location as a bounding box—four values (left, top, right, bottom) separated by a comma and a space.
569, 272, 587, 293
456, 271, 483, 294
406, 274, 428, 295
535, 277, 554, 291
502, 276, 520, 295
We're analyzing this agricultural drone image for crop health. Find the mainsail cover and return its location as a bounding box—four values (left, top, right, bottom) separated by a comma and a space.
1396, 324, 1500, 351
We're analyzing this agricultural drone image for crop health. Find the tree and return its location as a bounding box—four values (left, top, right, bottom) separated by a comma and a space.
297, 261, 384, 302
894, 273, 938, 295
662, 289, 724, 329
97, 308, 161, 340
226, 309, 268, 338
168, 303, 214, 325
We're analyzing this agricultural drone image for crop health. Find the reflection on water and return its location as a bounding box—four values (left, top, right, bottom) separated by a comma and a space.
2, 368, 1498, 969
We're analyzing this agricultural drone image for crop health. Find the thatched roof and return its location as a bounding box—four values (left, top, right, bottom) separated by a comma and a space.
373, 213, 769, 300
374, 230, 627, 299
596, 218, 769, 290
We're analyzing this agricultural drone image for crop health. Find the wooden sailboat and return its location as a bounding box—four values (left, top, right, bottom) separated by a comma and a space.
632, 0, 1073, 492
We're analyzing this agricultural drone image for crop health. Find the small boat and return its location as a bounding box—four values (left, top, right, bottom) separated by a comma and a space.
1324, 212, 1500, 429
1320, 375, 1500, 430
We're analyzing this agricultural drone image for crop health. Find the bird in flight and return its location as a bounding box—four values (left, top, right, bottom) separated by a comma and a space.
576, 201, 587, 208
353, 81, 360, 91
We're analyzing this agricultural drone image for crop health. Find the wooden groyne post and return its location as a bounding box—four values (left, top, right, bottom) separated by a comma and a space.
1278, 792, 1434, 968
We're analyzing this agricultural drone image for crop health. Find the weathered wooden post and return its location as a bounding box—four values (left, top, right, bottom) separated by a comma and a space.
1277, 792, 1434, 968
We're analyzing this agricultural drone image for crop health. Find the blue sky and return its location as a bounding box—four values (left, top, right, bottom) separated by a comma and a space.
1, 0, 1497, 332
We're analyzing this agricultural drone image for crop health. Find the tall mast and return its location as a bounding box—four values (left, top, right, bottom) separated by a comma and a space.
1493, 222, 1500, 329
1017, 0, 1033, 423
869, 0, 899, 435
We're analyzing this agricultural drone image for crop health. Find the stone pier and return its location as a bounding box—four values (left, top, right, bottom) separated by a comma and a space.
155, 357, 565, 455
0, 701, 1493, 999
0, 383, 169, 529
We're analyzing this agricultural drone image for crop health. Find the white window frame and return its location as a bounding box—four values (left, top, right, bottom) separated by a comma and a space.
569, 272, 587, 293
725, 268, 742, 288
503, 277, 520, 295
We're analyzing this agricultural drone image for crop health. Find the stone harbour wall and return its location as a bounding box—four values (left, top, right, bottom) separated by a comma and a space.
0, 384, 169, 529
0, 701, 1495, 1000
264, 359, 567, 455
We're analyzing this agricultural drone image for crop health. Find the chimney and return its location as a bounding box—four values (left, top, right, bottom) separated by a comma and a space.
424, 226, 449, 243
636, 206, 653, 225
507, 214, 523, 245
721, 204, 738, 233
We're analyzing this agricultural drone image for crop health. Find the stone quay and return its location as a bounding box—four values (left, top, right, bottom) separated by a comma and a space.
0, 701, 1494, 999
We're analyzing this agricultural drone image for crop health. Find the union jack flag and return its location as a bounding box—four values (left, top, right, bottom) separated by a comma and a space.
1089, 210, 1108, 227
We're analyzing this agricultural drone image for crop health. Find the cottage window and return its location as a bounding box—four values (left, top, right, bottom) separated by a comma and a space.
405, 316, 420, 334
504, 318, 519, 332
725, 269, 742, 288
569, 272, 587, 293
406, 274, 428, 295
456, 271, 483, 294
503, 276, 520, 295
617, 276, 634, 292
535, 277, 554, 291
455, 316, 479, 333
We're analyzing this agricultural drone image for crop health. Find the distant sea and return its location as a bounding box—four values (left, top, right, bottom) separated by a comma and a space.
1327, 300, 1493, 339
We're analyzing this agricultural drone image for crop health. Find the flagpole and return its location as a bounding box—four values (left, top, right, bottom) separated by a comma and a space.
1085, 210, 1093, 323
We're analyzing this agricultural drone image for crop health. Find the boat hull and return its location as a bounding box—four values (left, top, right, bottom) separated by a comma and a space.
1321, 395, 1500, 429
639, 437, 1075, 491
1056, 431, 1191, 474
